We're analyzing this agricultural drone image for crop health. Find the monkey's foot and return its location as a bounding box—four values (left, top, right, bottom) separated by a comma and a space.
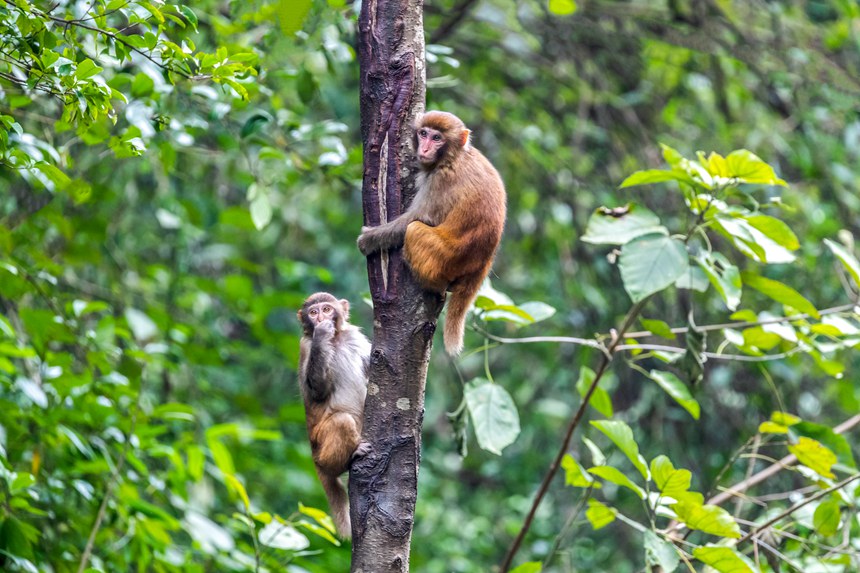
352, 441, 372, 460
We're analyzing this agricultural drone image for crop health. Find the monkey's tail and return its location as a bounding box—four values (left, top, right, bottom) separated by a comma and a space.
444, 272, 484, 356
318, 470, 351, 539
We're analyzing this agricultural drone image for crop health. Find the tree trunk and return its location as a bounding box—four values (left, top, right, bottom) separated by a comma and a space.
349, 1, 440, 572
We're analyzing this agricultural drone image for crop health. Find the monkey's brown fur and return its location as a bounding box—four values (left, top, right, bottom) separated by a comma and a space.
297, 292, 371, 538
357, 111, 506, 355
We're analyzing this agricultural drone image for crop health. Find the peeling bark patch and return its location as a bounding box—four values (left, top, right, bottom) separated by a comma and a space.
396, 398, 411, 410
368, 383, 380, 396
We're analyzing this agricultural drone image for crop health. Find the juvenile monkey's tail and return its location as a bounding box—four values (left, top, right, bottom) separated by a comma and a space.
318, 470, 351, 539
444, 272, 485, 356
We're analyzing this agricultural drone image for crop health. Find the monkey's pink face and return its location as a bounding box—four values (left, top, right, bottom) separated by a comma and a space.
307, 302, 336, 326
417, 127, 446, 165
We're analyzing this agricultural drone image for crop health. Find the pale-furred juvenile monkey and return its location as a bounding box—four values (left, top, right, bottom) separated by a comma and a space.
297, 292, 371, 539
357, 111, 507, 355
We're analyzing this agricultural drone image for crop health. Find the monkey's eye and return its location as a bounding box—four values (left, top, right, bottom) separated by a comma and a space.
432, 134, 442, 141
309, 309, 317, 316
323, 305, 332, 313
419, 129, 427, 137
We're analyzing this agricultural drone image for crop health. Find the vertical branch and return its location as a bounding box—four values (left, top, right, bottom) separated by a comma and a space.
350, 1, 442, 572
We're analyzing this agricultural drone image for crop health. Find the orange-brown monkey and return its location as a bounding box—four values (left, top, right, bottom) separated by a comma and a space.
297, 292, 371, 539
357, 111, 506, 355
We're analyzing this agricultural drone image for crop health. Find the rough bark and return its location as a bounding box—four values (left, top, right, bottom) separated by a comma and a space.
349, 1, 440, 572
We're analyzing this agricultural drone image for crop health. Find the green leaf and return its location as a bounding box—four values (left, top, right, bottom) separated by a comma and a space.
741, 272, 819, 318
824, 238, 860, 290
619, 234, 689, 302
124, 308, 158, 341
250, 193, 273, 230
581, 203, 667, 245
547, 0, 576, 15
590, 420, 649, 480
794, 421, 856, 469
208, 439, 235, 476
646, 370, 700, 419
813, 499, 841, 536
696, 252, 742, 311
745, 215, 799, 251
788, 437, 837, 479
465, 378, 521, 455
693, 546, 758, 572
75, 58, 103, 79
277, 0, 313, 35
561, 454, 597, 488
576, 366, 613, 418
258, 521, 310, 550
517, 301, 556, 323
619, 169, 695, 189
725, 149, 787, 186
585, 499, 616, 530
510, 562, 542, 573
643, 530, 680, 573
714, 216, 795, 263
650, 455, 692, 500
34, 162, 71, 191
674, 501, 741, 538
588, 466, 645, 498
640, 318, 675, 339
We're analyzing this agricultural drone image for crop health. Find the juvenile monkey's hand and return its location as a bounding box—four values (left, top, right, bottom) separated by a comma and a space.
313, 319, 335, 340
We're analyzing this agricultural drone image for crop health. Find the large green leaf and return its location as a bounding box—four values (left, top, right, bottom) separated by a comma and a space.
618, 234, 689, 302
693, 546, 758, 573
590, 420, 649, 480
465, 379, 521, 455
581, 203, 667, 246
741, 272, 819, 318
714, 215, 795, 263
647, 370, 700, 419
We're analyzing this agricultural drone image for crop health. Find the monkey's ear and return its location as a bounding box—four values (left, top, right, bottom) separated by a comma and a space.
340, 299, 350, 318
460, 129, 471, 149
296, 309, 303, 323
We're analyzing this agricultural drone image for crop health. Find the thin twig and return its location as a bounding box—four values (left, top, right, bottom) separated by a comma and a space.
624, 303, 856, 339
706, 413, 860, 508
499, 298, 649, 572
737, 473, 860, 545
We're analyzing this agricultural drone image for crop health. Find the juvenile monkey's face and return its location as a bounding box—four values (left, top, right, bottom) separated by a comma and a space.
416, 126, 446, 165
306, 302, 337, 327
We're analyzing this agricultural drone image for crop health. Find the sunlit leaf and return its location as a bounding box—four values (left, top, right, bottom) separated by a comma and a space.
725, 149, 787, 186
693, 546, 758, 572
561, 454, 597, 488
788, 437, 837, 479
674, 501, 741, 538
547, 0, 577, 15
650, 455, 692, 500
585, 499, 616, 530
824, 238, 860, 290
